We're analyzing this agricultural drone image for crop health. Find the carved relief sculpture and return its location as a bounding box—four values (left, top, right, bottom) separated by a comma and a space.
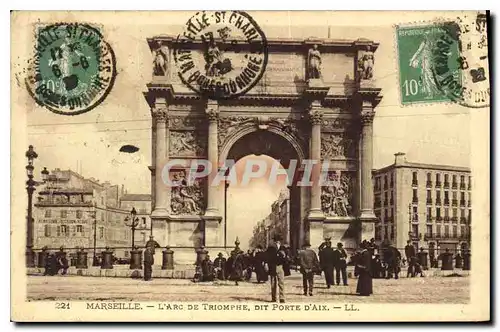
321, 172, 353, 217
321, 133, 355, 159
358, 45, 374, 80
307, 44, 322, 80
218, 116, 256, 149
170, 170, 204, 215
170, 131, 207, 157
153, 41, 169, 76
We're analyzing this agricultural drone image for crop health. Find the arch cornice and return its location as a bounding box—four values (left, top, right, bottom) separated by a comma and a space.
219, 121, 307, 167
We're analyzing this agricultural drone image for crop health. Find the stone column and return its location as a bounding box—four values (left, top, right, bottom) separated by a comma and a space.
359, 101, 376, 221
204, 99, 220, 216
307, 102, 325, 220
203, 100, 222, 246
151, 106, 169, 216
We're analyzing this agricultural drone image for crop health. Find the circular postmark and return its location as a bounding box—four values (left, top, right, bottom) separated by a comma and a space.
25, 23, 117, 115
174, 11, 268, 100
430, 16, 490, 108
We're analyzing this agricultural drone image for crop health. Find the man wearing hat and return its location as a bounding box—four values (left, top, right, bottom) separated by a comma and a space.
319, 239, 335, 288
213, 252, 227, 280
318, 236, 332, 252
298, 242, 320, 296
265, 233, 288, 303
254, 245, 268, 283
334, 242, 349, 286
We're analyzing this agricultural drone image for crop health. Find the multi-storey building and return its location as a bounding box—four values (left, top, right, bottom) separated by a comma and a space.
373, 153, 472, 255
33, 169, 133, 258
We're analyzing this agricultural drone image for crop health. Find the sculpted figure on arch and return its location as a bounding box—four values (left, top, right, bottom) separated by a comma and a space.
307, 44, 322, 80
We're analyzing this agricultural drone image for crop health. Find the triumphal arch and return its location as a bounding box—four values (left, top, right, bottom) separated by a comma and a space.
144, 32, 382, 261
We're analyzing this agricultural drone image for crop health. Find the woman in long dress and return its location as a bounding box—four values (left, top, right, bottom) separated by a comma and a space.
356, 242, 373, 296
308, 44, 322, 79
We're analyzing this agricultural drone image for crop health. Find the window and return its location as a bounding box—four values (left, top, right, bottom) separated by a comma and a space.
412, 172, 418, 185
384, 175, 388, 189
60, 225, 68, 236
444, 191, 449, 205
426, 225, 433, 237
76, 210, 82, 219
412, 188, 418, 202
384, 192, 388, 206
468, 209, 472, 223
384, 225, 388, 239
452, 225, 458, 238
427, 172, 432, 182
436, 173, 441, 183
436, 207, 441, 220
391, 208, 395, 220
44, 209, 51, 218
44, 225, 51, 237
444, 174, 450, 188
390, 173, 394, 187
444, 225, 450, 237
444, 208, 450, 219
76, 225, 83, 234
60, 210, 67, 218
452, 175, 457, 187
99, 226, 104, 239
391, 224, 395, 240
461, 225, 466, 237
452, 208, 458, 220
427, 207, 432, 222
426, 189, 432, 202
436, 225, 441, 237
412, 224, 419, 236
460, 209, 466, 223
142, 217, 146, 226
436, 190, 441, 203
412, 206, 418, 222
468, 176, 472, 189
460, 175, 465, 189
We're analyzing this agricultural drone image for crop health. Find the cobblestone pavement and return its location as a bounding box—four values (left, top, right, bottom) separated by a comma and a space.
27, 272, 469, 303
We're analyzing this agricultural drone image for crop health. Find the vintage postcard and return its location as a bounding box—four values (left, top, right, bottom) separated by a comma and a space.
10, 11, 490, 322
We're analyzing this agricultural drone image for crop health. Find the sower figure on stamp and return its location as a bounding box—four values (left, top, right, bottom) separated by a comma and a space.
334, 242, 349, 286
143, 246, 154, 281
319, 240, 335, 289
265, 233, 287, 303
298, 242, 320, 296
356, 242, 373, 296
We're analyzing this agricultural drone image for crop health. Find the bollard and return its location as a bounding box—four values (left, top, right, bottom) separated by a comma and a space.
37, 247, 49, 268
463, 250, 471, 270
76, 248, 88, 269
162, 246, 174, 270
417, 251, 429, 270
130, 247, 143, 270
101, 247, 114, 269
441, 252, 454, 270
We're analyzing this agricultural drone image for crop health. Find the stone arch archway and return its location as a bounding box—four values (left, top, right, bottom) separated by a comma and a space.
220, 126, 306, 253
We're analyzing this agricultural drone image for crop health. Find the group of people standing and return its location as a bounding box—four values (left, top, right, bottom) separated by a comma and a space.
43, 247, 69, 276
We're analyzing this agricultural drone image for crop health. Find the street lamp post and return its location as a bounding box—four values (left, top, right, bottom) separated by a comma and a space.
224, 178, 229, 248
25, 145, 38, 267
125, 207, 139, 250
91, 208, 98, 266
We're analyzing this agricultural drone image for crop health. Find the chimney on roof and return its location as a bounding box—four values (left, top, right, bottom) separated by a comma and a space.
394, 152, 407, 166
121, 184, 125, 195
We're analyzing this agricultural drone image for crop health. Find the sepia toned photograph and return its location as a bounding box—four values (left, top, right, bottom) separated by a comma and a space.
10, 10, 490, 322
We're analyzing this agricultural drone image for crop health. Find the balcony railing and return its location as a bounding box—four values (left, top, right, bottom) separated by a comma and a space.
468, 183, 471, 190
452, 182, 458, 189
426, 198, 432, 204
390, 199, 394, 205
444, 199, 450, 206
412, 180, 418, 186
451, 217, 458, 223
436, 216, 442, 222
412, 197, 418, 203
468, 200, 471, 207
424, 233, 433, 240
460, 200, 466, 207
384, 200, 388, 206
460, 183, 466, 190
435, 181, 442, 187
436, 198, 442, 205
452, 199, 458, 206
426, 181, 432, 188
444, 216, 450, 222
460, 217, 467, 224
444, 182, 450, 189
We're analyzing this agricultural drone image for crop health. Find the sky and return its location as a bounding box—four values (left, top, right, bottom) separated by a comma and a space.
17, 11, 474, 241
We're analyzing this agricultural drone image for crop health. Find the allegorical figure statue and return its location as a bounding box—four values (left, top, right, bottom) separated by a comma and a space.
307, 44, 322, 80
358, 45, 375, 80
153, 41, 169, 76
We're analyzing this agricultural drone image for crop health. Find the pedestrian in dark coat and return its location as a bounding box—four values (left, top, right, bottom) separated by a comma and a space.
56, 247, 69, 275
229, 249, 244, 285
265, 234, 288, 303
213, 253, 227, 280
44, 253, 58, 276
319, 241, 335, 288
254, 245, 268, 283
201, 255, 214, 282
405, 240, 417, 277
334, 242, 349, 286
298, 242, 320, 296
143, 247, 154, 281
356, 242, 373, 296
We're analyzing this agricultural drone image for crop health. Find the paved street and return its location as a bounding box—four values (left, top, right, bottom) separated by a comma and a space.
27, 272, 469, 303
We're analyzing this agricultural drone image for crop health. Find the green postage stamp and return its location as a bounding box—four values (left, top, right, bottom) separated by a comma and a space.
396, 23, 462, 105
